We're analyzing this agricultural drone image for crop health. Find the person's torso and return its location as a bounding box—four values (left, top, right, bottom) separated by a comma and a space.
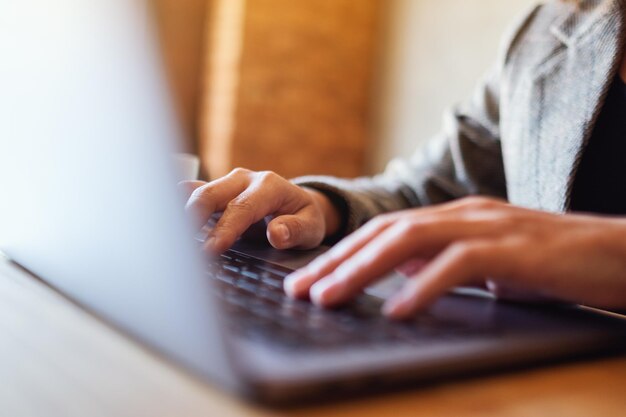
498, 0, 625, 213
570, 76, 626, 214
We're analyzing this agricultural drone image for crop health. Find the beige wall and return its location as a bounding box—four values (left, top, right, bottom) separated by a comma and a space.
367, 0, 538, 174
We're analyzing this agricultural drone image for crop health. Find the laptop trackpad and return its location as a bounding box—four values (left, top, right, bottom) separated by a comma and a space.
230, 239, 328, 270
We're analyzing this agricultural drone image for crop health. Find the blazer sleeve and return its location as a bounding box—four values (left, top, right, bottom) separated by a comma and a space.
292, 5, 539, 237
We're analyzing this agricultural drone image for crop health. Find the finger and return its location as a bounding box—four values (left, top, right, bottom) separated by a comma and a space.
185, 173, 250, 229
283, 214, 398, 298
285, 200, 509, 300
382, 240, 518, 319
266, 205, 324, 250
308, 213, 505, 307
307, 219, 445, 307
207, 183, 287, 253
396, 258, 429, 277
177, 181, 206, 201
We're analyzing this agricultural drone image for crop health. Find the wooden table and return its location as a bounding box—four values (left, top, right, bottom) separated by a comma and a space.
2, 255, 625, 417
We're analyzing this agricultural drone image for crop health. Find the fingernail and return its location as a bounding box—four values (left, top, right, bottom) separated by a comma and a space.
284, 273, 304, 297
309, 282, 329, 305
277, 224, 290, 242
285, 268, 317, 297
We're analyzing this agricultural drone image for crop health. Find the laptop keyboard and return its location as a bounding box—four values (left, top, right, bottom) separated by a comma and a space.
207, 250, 474, 351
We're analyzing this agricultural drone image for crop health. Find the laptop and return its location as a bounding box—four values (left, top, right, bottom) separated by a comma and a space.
1, 0, 625, 405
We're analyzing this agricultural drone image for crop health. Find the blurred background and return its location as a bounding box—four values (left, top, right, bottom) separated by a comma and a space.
154, 0, 536, 180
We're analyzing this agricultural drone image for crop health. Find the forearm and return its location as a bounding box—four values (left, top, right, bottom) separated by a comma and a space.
294, 175, 418, 239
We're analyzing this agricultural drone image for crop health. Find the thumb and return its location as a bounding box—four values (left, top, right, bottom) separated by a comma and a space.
266, 210, 324, 250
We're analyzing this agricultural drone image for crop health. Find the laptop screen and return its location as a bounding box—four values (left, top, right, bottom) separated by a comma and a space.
0, 0, 235, 386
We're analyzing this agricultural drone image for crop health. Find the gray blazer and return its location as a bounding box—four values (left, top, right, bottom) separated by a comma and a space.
294, 0, 626, 235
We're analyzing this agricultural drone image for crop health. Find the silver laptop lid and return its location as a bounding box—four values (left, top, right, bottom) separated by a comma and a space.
0, 0, 235, 387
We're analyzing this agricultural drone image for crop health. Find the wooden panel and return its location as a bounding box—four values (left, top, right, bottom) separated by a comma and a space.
201, 0, 382, 179
154, 0, 210, 152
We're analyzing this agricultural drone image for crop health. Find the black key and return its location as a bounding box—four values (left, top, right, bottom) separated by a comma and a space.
252, 262, 291, 278
260, 275, 283, 289
256, 288, 284, 303
236, 280, 259, 294
210, 251, 480, 350
214, 272, 236, 286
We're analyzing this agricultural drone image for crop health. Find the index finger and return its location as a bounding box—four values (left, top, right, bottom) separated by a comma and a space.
185, 174, 250, 229
206, 182, 287, 253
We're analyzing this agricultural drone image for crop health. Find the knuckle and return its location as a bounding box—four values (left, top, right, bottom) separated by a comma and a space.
190, 185, 213, 203
226, 197, 255, 213
461, 196, 499, 210
464, 196, 489, 206
229, 167, 251, 177
255, 170, 280, 185
369, 213, 394, 228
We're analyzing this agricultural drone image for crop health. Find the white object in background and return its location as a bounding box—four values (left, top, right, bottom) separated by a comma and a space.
172, 153, 200, 182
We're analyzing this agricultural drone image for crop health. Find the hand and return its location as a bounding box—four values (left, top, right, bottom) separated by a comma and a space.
180, 168, 341, 253
284, 197, 626, 319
